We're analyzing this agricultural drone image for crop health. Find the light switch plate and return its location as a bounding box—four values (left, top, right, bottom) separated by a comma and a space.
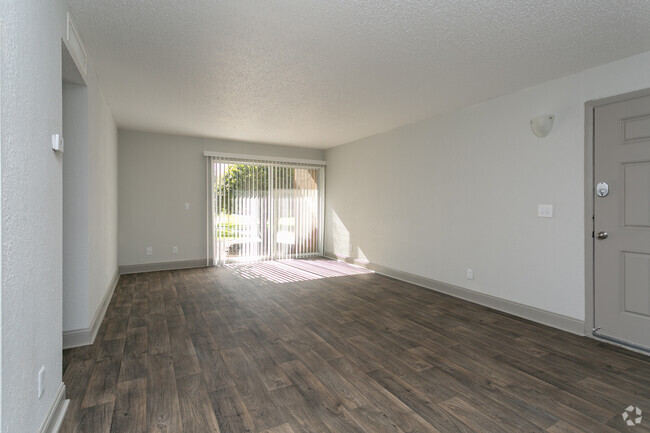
538, 204, 554, 218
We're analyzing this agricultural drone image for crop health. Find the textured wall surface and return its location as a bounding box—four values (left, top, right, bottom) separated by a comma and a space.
118, 130, 324, 267
326, 50, 650, 322
0, 0, 67, 431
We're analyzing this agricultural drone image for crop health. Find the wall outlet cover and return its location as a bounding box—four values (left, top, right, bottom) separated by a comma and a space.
538, 204, 554, 218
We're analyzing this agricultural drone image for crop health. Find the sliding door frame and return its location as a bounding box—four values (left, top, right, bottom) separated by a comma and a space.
205, 151, 326, 264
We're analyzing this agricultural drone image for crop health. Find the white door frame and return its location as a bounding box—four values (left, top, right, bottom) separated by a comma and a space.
584, 87, 650, 342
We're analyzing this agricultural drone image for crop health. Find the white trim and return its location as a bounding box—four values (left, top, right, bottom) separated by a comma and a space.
203, 151, 326, 166
584, 101, 595, 336
119, 259, 211, 275
38, 383, 69, 433
325, 252, 585, 335
318, 168, 325, 256
63, 268, 120, 349
0, 17, 3, 429
65, 12, 87, 79
206, 157, 212, 266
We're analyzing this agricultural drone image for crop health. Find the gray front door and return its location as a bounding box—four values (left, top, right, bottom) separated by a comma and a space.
594, 94, 650, 349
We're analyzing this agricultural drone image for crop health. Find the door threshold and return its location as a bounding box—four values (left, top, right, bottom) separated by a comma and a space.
592, 331, 650, 356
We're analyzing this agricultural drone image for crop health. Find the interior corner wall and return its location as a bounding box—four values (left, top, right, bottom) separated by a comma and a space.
62, 52, 118, 335
86, 65, 118, 325
325, 49, 650, 323
63, 83, 90, 332
1, 0, 67, 431
117, 130, 325, 268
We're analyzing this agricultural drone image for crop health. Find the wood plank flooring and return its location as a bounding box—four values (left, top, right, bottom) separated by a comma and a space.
61, 259, 650, 433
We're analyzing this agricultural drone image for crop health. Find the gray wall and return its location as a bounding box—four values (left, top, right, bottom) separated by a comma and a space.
63, 83, 90, 332
1, 0, 67, 431
63, 56, 118, 334
118, 130, 324, 267
87, 75, 118, 323
325, 50, 650, 323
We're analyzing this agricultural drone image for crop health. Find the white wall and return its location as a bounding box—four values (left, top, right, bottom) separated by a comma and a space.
63, 83, 90, 331
62, 57, 118, 334
87, 73, 118, 323
118, 130, 325, 267
326, 50, 650, 322
0, 0, 67, 431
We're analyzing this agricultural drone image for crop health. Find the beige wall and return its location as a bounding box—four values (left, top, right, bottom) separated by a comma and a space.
325, 49, 650, 323
118, 130, 325, 267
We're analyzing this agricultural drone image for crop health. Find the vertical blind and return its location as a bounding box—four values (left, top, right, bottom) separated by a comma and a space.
207, 155, 324, 265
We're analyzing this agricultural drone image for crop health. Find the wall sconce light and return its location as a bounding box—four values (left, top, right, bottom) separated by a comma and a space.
531, 115, 555, 138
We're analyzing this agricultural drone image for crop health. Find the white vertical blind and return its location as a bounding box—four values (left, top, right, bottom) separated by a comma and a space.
208, 156, 323, 265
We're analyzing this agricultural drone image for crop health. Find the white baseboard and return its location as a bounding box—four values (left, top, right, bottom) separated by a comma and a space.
38, 383, 69, 433
324, 252, 585, 335
119, 259, 211, 275
63, 267, 120, 349
63, 259, 211, 348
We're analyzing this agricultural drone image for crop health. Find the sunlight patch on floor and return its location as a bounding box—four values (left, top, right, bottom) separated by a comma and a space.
224, 258, 373, 284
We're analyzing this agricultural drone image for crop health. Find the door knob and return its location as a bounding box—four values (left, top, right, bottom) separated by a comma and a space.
596, 231, 608, 239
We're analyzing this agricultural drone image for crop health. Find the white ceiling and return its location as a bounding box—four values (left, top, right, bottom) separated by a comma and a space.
68, 0, 650, 149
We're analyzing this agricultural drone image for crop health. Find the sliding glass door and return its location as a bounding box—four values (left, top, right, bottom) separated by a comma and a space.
208, 157, 323, 265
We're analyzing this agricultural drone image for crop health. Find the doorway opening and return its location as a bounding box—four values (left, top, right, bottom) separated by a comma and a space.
585, 88, 650, 353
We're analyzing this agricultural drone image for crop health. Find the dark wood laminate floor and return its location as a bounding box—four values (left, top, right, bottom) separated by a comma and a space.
61, 259, 650, 433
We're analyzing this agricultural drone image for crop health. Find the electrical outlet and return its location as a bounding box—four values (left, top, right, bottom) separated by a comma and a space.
38, 366, 45, 398
466, 269, 474, 280
538, 204, 554, 218
172, 246, 178, 254
146, 247, 153, 256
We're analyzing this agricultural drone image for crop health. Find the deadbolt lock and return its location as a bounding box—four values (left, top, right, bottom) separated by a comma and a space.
596, 182, 609, 197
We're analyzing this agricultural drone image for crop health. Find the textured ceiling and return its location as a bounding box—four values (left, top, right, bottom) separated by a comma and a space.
68, 0, 650, 148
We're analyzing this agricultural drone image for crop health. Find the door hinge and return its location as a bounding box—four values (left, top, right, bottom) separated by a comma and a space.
592, 231, 595, 238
